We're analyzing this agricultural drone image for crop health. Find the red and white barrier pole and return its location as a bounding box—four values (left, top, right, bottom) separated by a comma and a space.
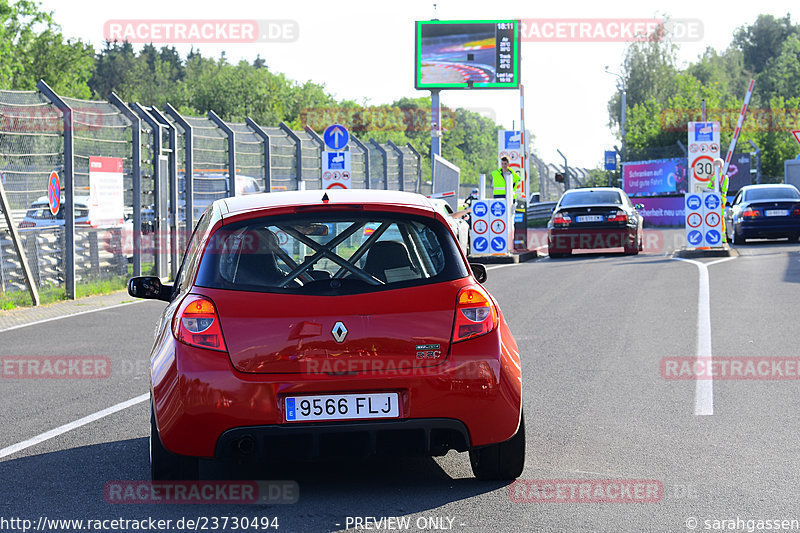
722, 79, 755, 175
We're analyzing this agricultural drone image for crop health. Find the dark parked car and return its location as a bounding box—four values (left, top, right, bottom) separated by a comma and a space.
547, 187, 643, 258
725, 184, 800, 244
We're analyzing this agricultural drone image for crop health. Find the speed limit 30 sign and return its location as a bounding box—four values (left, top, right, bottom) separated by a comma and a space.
688, 122, 720, 194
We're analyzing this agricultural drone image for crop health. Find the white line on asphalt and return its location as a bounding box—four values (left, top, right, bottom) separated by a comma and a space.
0, 300, 143, 334
485, 263, 521, 271
0, 393, 149, 460
673, 256, 736, 415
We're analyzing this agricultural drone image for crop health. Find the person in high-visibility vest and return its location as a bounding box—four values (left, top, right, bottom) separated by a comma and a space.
492, 156, 521, 199
708, 169, 729, 243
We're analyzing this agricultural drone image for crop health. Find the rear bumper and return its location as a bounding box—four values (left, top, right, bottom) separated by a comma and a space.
737, 219, 800, 239
216, 418, 471, 461
548, 227, 637, 252
150, 320, 522, 458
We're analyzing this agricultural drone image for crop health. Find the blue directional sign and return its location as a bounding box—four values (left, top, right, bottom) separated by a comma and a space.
604, 150, 617, 171
503, 131, 521, 149
490, 201, 506, 217
491, 236, 507, 252
694, 122, 714, 141
687, 230, 703, 246
704, 194, 720, 210
323, 124, 349, 151
473, 236, 488, 253
686, 194, 702, 210
705, 229, 721, 245
327, 152, 346, 170
472, 201, 488, 218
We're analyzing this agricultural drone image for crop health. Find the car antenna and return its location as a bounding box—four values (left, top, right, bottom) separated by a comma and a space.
321, 192, 329, 203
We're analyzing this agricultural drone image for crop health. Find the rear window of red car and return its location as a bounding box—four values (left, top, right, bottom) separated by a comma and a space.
193, 212, 468, 294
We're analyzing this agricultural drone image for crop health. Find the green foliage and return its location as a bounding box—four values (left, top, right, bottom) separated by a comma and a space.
610, 13, 800, 179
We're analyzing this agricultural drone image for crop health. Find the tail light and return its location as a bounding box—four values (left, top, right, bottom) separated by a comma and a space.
452, 285, 498, 343
553, 212, 571, 225
173, 295, 227, 352
608, 210, 628, 222
18, 221, 34, 228
742, 209, 761, 218
792, 207, 800, 216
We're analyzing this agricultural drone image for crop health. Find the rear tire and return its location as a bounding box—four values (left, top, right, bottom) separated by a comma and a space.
788, 234, 800, 243
469, 415, 525, 480
151, 402, 199, 481
732, 228, 745, 245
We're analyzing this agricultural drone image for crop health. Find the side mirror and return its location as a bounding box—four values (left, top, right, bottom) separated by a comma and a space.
634, 203, 644, 210
470, 263, 487, 283
128, 276, 173, 302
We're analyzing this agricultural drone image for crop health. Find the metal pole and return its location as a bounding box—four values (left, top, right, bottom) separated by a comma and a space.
386, 140, 405, 191
478, 174, 486, 200
150, 106, 178, 279
404, 142, 422, 193
749, 140, 761, 185
165, 104, 193, 227
620, 82, 627, 163
350, 134, 371, 189
430, 90, 441, 179
279, 121, 303, 189
245, 118, 272, 193
37, 80, 75, 299
0, 181, 39, 305
369, 139, 389, 190
556, 148, 569, 190
208, 110, 236, 197
108, 92, 142, 276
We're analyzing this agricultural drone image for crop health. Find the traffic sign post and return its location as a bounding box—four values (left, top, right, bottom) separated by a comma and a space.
470, 198, 511, 255
688, 122, 720, 194
322, 151, 352, 190
685, 191, 723, 248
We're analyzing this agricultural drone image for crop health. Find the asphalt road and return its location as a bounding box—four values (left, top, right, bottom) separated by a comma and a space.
2, 229, 800, 533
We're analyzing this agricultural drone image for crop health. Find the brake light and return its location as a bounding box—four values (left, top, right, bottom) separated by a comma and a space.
608, 210, 628, 222
173, 295, 227, 352
553, 212, 571, 225
792, 207, 800, 216
742, 209, 761, 218
18, 221, 34, 228
452, 285, 498, 343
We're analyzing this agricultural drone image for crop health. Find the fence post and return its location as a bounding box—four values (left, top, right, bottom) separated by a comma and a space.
386, 140, 405, 192
208, 110, 236, 197
0, 181, 39, 305
37, 80, 75, 299
165, 105, 194, 228
245, 118, 271, 193
279, 122, 302, 189
108, 92, 142, 277
350, 134, 370, 189
150, 107, 179, 279
369, 139, 388, 190
131, 103, 166, 279
404, 143, 422, 193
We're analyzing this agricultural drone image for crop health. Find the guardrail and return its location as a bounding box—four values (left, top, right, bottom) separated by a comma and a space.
527, 201, 557, 221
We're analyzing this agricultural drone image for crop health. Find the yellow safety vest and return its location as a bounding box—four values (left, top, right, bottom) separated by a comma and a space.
492, 168, 521, 198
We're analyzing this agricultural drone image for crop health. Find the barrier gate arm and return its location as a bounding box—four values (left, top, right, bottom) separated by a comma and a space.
0, 181, 40, 306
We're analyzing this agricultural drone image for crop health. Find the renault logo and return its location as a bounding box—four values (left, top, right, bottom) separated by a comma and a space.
331, 321, 348, 343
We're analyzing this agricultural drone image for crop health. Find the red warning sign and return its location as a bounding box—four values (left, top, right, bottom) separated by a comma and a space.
705, 211, 721, 227
687, 212, 703, 228
491, 219, 506, 234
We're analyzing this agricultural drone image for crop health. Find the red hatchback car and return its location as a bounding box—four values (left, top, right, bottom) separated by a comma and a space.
128, 189, 524, 481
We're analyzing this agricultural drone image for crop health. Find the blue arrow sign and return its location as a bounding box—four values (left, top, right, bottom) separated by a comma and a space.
686, 194, 702, 210
705, 229, 721, 245
473, 236, 488, 252
491, 236, 507, 252
472, 201, 488, 218
323, 124, 349, 151
704, 194, 720, 210
490, 201, 506, 217
687, 230, 703, 246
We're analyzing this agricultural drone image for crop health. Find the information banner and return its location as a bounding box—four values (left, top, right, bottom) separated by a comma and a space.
88, 156, 124, 226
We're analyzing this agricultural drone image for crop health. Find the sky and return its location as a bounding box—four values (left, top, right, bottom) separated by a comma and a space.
36, 0, 798, 170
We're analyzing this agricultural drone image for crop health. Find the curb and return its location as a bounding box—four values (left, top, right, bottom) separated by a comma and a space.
467, 250, 538, 264
673, 245, 739, 259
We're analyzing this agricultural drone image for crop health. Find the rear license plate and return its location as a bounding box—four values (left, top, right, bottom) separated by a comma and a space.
765, 209, 788, 217
576, 215, 604, 223
285, 393, 399, 422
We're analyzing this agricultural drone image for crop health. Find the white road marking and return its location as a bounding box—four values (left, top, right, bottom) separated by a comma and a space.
0, 393, 149, 460
485, 263, 521, 271
673, 256, 736, 415
0, 300, 144, 334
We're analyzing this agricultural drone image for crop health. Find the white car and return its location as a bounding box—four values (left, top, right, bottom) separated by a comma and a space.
429, 198, 470, 255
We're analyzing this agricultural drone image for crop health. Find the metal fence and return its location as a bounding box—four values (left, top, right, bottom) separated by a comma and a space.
0, 82, 429, 305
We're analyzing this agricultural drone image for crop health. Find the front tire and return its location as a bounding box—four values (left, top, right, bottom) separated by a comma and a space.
151, 402, 199, 481
469, 415, 525, 480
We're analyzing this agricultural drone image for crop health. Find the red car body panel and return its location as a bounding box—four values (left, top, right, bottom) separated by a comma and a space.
149, 190, 522, 460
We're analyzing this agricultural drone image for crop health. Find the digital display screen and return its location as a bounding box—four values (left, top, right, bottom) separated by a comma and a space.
415, 20, 520, 90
